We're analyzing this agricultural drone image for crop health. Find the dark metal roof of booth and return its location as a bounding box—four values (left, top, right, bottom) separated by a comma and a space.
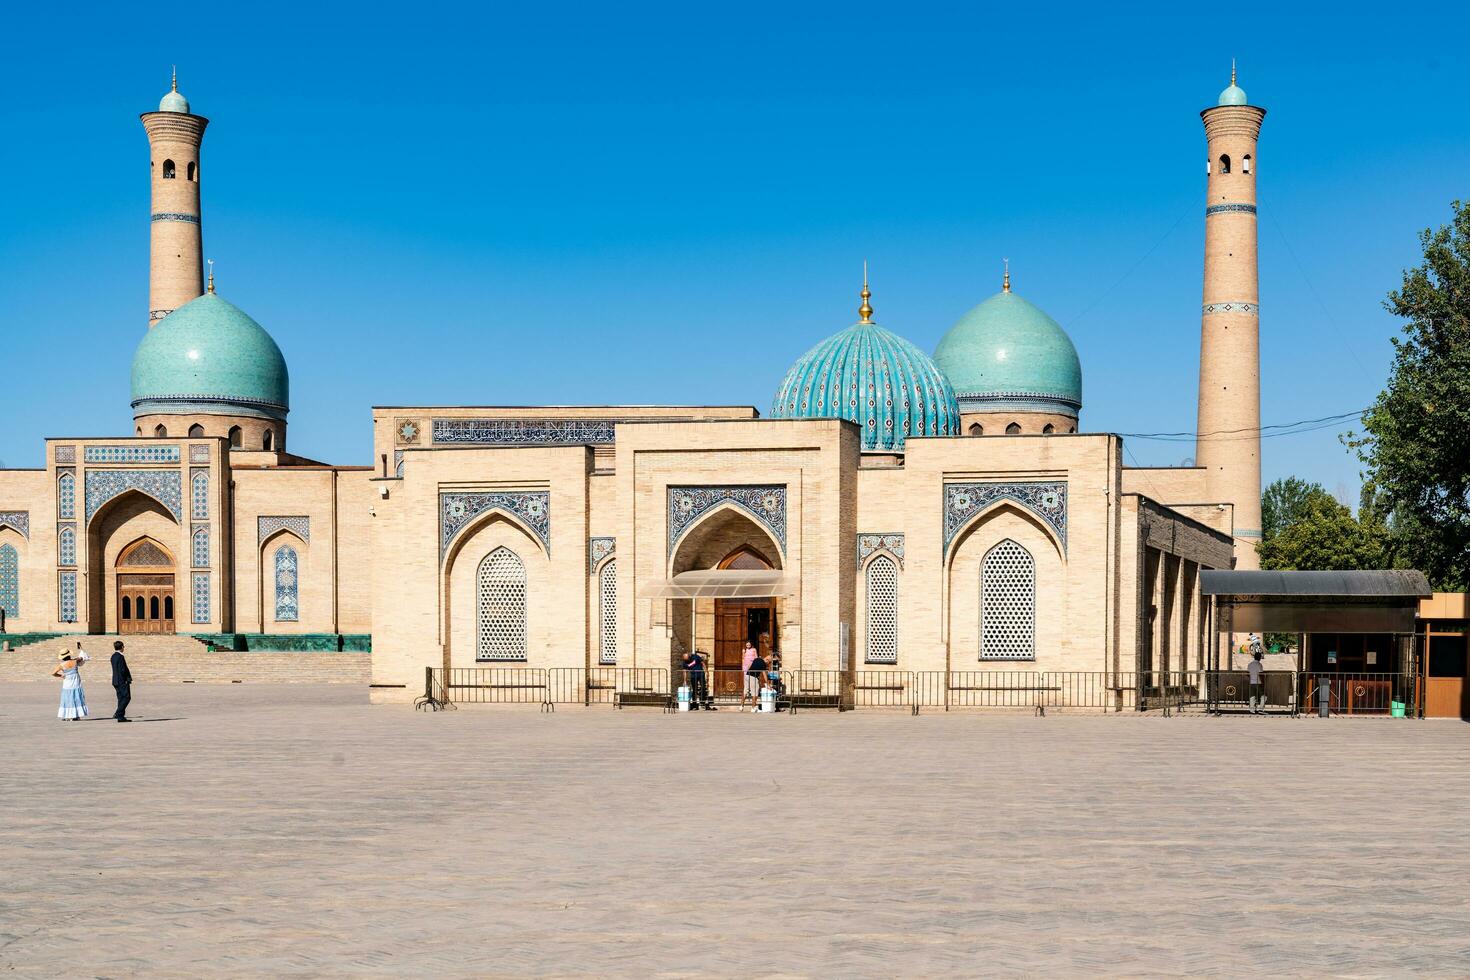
1199, 570, 1431, 599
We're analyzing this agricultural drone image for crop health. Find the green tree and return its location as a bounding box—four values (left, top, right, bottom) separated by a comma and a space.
1349, 200, 1470, 591
1257, 488, 1390, 571
1261, 476, 1327, 540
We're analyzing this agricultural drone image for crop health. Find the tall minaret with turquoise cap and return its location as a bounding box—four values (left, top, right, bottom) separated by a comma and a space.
140, 69, 208, 328
1197, 62, 1265, 568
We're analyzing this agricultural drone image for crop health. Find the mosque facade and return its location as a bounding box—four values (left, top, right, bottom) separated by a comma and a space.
0, 74, 1267, 701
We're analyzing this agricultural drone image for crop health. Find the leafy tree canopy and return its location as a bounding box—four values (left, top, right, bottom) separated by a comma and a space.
1349, 200, 1470, 591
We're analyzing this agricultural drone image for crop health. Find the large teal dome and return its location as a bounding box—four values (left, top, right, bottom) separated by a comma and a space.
933, 286, 1082, 419
130, 292, 290, 421
771, 287, 960, 452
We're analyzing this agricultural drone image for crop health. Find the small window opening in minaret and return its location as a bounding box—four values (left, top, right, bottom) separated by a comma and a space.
1242, 154, 1252, 175
228, 426, 242, 448
263, 430, 275, 451
1005, 422, 1021, 435
1043, 423, 1056, 434
188, 423, 204, 438
187, 161, 196, 181
162, 159, 176, 179
969, 422, 983, 436
1218, 154, 1231, 174
153, 424, 167, 437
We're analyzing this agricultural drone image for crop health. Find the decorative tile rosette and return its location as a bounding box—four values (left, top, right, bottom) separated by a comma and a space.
668, 485, 786, 556
440, 491, 551, 558
943, 482, 1067, 554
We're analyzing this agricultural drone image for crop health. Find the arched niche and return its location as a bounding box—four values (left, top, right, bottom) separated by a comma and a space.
668, 505, 786, 677
87, 491, 180, 633
443, 511, 550, 669
260, 528, 308, 633
945, 502, 1065, 668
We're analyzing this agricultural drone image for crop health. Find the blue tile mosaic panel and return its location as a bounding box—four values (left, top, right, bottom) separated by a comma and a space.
257, 516, 310, 544
191, 469, 209, 519
84, 470, 182, 523
57, 471, 75, 520
857, 533, 905, 569
1205, 203, 1256, 216
274, 546, 300, 622
440, 492, 550, 558
54, 445, 76, 464
192, 524, 210, 568
943, 482, 1068, 554
192, 572, 210, 624
668, 485, 787, 556
59, 570, 77, 623
1202, 302, 1260, 316
588, 536, 615, 574
0, 511, 28, 538
0, 543, 18, 618
432, 418, 618, 445
58, 524, 76, 566
84, 445, 181, 464
189, 444, 211, 462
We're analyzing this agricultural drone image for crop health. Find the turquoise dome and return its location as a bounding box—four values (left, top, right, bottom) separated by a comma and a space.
1218, 83, 1247, 106
771, 310, 960, 453
159, 89, 190, 113
933, 288, 1082, 418
131, 292, 289, 421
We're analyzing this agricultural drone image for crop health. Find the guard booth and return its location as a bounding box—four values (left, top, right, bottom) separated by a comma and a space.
1419, 593, 1470, 719
1200, 570, 1431, 717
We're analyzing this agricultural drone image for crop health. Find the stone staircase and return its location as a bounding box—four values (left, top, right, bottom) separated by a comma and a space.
0, 633, 369, 685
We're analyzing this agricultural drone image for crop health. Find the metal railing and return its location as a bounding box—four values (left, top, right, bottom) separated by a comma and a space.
546, 667, 671, 708
1299, 672, 1414, 716
418, 666, 1420, 717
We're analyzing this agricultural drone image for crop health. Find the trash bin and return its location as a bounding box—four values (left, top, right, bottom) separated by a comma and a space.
759, 686, 776, 713
1391, 699, 1406, 718
676, 685, 691, 712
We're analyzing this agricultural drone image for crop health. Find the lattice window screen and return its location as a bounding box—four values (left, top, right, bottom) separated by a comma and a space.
58, 526, 76, 566
192, 527, 210, 568
980, 539, 1035, 660
0, 544, 18, 618
598, 559, 617, 665
274, 545, 300, 622
58, 472, 75, 519
476, 547, 527, 661
865, 555, 898, 663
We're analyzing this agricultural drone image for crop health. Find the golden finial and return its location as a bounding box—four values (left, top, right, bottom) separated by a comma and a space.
172, 66, 178, 92
1231, 59, 1236, 86
206, 258, 214, 294
1003, 257, 1011, 293
858, 261, 873, 322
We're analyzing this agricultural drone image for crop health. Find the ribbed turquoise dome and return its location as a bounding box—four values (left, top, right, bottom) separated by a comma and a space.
130, 292, 289, 421
933, 288, 1082, 418
159, 89, 190, 113
1218, 83, 1248, 106
771, 317, 960, 452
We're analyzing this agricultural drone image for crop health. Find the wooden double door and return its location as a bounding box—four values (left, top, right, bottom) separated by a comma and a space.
713, 599, 776, 696
118, 573, 176, 634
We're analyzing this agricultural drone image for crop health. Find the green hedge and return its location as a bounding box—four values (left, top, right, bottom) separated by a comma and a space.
0, 632, 73, 650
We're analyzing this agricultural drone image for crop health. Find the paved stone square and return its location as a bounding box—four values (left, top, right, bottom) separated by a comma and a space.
2, 683, 1468, 976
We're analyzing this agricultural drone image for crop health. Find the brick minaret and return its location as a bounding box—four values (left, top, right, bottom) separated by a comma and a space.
140, 71, 208, 328
1197, 65, 1265, 569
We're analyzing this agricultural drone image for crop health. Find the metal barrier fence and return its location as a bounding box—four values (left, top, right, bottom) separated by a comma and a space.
420, 667, 1420, 717
546, 667, 671, 708
1299, 672, 1414, 716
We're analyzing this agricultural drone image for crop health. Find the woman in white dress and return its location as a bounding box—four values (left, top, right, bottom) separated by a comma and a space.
53, 649, 89, 721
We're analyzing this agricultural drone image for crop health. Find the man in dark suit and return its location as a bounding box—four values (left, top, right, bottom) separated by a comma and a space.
111, 640, 133, 722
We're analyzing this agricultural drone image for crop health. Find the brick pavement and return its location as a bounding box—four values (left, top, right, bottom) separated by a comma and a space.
2, 683, 1468, 976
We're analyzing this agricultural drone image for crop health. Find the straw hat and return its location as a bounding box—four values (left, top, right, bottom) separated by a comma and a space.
58, 649, 71, 661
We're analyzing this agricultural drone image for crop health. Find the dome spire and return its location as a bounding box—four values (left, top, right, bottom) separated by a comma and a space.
172, 65, 178, 92
206, 258, 215, 294
858, 261, 873, 323
1003, 257, 1011, 293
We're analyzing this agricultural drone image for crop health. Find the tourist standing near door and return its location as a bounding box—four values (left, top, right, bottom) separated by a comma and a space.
740, 641, 760, 711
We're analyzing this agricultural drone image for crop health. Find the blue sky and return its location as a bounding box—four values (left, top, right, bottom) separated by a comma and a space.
2, 1, 1466, 500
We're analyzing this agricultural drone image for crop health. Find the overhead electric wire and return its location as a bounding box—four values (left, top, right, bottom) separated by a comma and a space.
1116, 409, 1367, 443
